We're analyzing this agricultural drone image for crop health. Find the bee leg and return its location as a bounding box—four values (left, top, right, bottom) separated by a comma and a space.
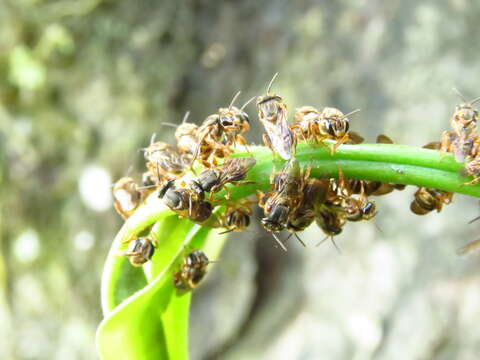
464, 178, 480, 186
439, 131, 453, 161
223, 186, 232, 200
263, 133, 274, 154
331, 135, 349, 155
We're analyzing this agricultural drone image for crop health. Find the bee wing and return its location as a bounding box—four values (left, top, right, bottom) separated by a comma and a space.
422, 141, 441, 150
348, 131, 364, 144
376, 134, 394, 144
259, 105, 295, 160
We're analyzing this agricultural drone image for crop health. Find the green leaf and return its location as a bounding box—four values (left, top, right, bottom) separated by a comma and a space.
97, 198, 227, 360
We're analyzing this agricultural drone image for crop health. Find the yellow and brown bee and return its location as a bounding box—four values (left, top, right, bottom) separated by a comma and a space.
292, 105, 363, 154
173, 250, 210, 290
123, 237, 156, 267
256, 74, 296, 160
159, 180, 213, 223
190, 157, 256, 200
218, 200, 254, 234
410, 187, 453, 215
112, 177, 144, 220
440, 89, 480, 162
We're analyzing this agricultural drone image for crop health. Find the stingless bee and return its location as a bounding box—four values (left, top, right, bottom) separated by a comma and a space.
112, 177, 143, 220
191, 157, 256, 200
191, 93, 254, 168
123, 237, 156, 267
292, 106, 363, 153
410, 187, 453, 215
173, 250, 210, 290
218, 200, 254, 234
461, 156, 480, 185
143, 136, 188, 182
159, 180, 213, 223
259, 158, 309, 250
441, 89, 480, 162
286, 178, 328, 233
325, 168, 377, 222
256, 73, 296, 160
315, 206, 346, 252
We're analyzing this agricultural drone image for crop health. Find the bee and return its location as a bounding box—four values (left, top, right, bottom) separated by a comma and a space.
340, 196, 377, 222
259, 159, 309, 249
286, 178, 328, 233
441, 89, 480, 162
191, 93, 254, 168
410, 187, 453, 215
218, 200, 253, 234
315, 206, 346, 252
191, 157, 256, 200
159, 180, 213, 223
326, 169, 377, 222
256, 73, 296, 160
161, 111, 201, 158
461, 156, 480, 185
143, 137, 187, 182
173, 250, 210, 290
123, 237, 156, 267
292, 106, 363, 151
217, 92, 254, 148
112, 177, 142, 220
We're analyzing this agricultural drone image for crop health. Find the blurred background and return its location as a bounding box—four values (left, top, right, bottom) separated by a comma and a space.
2, 0, 480, 359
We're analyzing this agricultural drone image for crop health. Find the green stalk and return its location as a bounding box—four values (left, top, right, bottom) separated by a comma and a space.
224, 142, 480, 201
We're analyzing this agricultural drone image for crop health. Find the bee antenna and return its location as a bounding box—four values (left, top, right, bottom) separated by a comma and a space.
137, 184, 157, 190
470, 96, 480, 106
344, 109, 361, 118
294, 233, 306, 247
161, 122, 179, 128
182, 111, 190, 124
218, 229, 234, 235
150, 133, 157, 144
468, 215, 480, 224
316, 235, 329, 247
229, 91, 242, 110
330, 237, 342, 254
271, 232, 287, 252
266, 72, 279, 93
240, 96, 256, 111
452, 87, 467, 103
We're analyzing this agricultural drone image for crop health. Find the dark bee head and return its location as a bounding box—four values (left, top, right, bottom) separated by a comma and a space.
226, 208, 251, 230
163, 188, 187, 211
316, 209, 345, 236
362, 201, 377, 220
286, 212, 315, 232
186, 250, 209, 268
197, 169, 220, 193
125, 238, 155, 267
190, 201, 213, 223
261, 204, 289, 232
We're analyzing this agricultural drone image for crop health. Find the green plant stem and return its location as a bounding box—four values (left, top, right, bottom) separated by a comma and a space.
223, 142, 480, 201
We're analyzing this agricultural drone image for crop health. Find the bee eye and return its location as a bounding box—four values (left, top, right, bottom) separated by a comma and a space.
221, 118, 233, 127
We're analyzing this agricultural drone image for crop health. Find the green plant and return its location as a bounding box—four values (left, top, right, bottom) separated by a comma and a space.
95, 140, 480, 360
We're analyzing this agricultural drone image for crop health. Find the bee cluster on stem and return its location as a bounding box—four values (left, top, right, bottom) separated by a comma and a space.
111, 74, 480, 291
